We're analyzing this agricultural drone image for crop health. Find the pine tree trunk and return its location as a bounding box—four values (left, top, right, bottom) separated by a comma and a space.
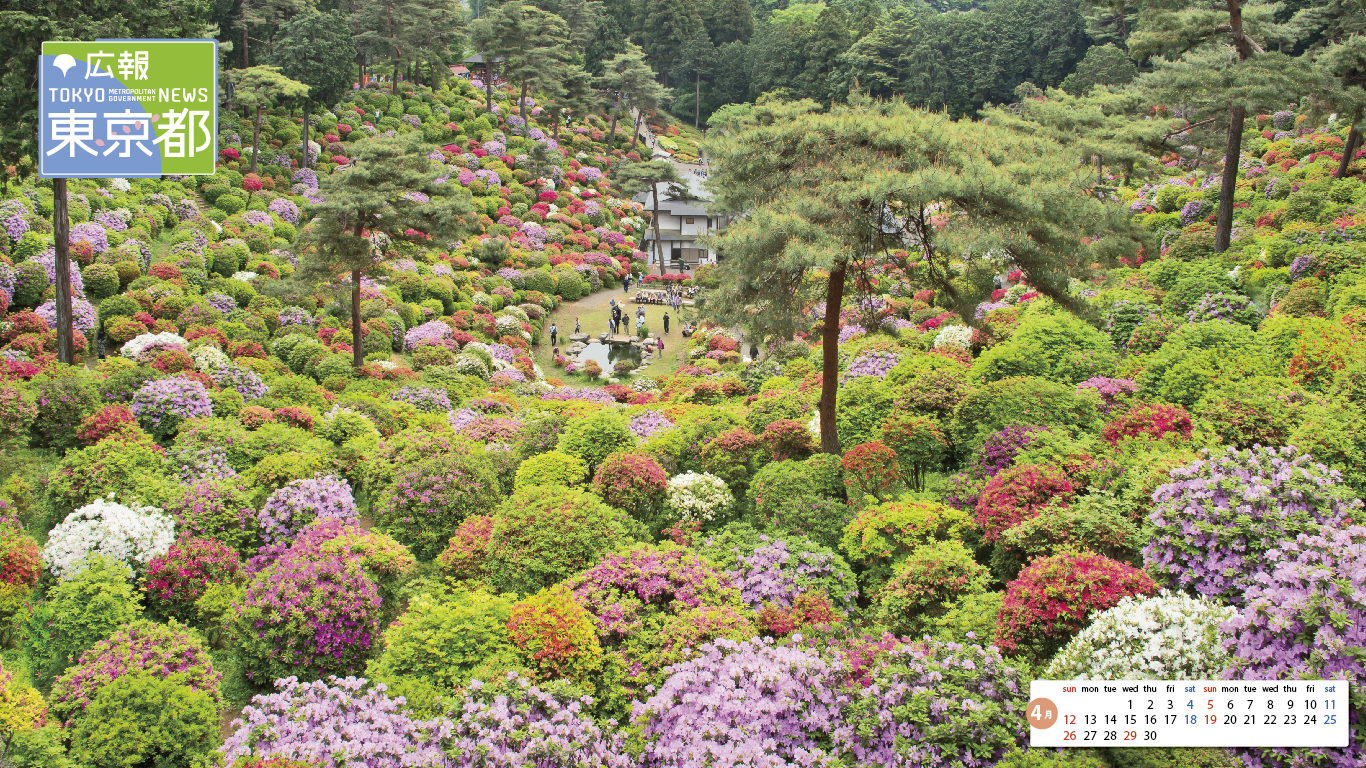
1214, 104, 1244, 253
1095, 154, 1103, 186
695, 73, 701, 129
302, 98, 311, 169
818, 260, 846, 455
632, 110, 643, 150
485, 62, 493, 113
520, 79, 529, 124
53, 178, 73, 365
250, 105, 263, 175
607, 103, 619, 149
391, 59, 398, 94
1337, 125, 1360, 178
242, 26, 249, 68
652, 182, 663, 276
352, 267, 364, 368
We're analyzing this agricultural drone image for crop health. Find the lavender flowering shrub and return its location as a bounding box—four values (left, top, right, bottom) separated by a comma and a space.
1223, 525, 1366, 768
840, 351, 900, 385
444, 673, 633, 768
835, 640, 1028, 768
258, 476, 360, 545
634, 638, 846, 767
130, 378, 212, 439
1144, 446, 1360, 606
221, 676, 452, 768
700, 525, 859, 613
1075, 377, 1139, 416
210, 365, 268, 401
390, 386, 453, 414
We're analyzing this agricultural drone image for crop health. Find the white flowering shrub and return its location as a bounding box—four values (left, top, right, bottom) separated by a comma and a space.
42, 497, 176, 580
1045, 590, 1236, 680
120, 332, 188, 360
190, 345, 231, 373
231, 271, 259, 282
933, 324, 974, 350
664, 472, 734, 523
108, 177, 131, 192
495, 315, 522, 336
472, 293, 494, 308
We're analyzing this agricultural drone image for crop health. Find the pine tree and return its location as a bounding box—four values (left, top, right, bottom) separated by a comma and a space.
702, 99, 1142, 454
227, 67, 310, 175
470, 1, 574, 124
1317, 37, 1366, 177
595, 43, 665, 150
848, 0, 882, 41
1060, 43, 1138, 96
273, 11, 356, 170
673, 29, 717, 127
300, 133, 475, 367
611, 160, 683, 271
640, 0, 704, 85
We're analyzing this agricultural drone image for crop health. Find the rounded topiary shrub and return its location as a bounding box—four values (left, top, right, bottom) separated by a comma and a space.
42, 497, 176, 581
1102, 402, 1194, 446
69, 673, 218, 768
229, 551, 382, 683
975, 463, 1074, 543
19, 554, 143, 686
507, 585, 604, 691
836, 639, 1029, 767
258, 475, 360, 545
485, 486, 635, 596
1144, 446, 1360, 606
556, 410, 634, 471
130, 378, 212, 440
50, 619, 221, 727
699, 523, 859, 613
367, 587, 517, 709
874, 540, 990, 638
1045, 590, 1235, 681
841, 441, 903, 501
374, 450, 503, 560
989, 497, 1140, 583
589, 452, 668, 522
840, 499, 977, 593
0, 519, 41, 616
512, 449, 587, 489
996, 551, 1159, 660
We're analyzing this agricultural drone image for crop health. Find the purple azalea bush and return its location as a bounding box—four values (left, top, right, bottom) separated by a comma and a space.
130, 378, 212, 439
723, 537, 859, 613
221, 676, 451, 768
835, 640, 1028, 768
211, 365, 268, 401
445, 674, 633, 768
390, 386, 453, 414
541, 387, 617, 406
278, 306, 313, 328
405, 320, 453, 351
1223, 525, 1366, 768
840, 351, 900, 385
1075, 377, 1139, 415
629, 411, 674, 440
267, 196, 300, 224
634, 638, 846, 767
1144, 446, 1361, 606
35, 298, 97, 335
259, 476, 360, 545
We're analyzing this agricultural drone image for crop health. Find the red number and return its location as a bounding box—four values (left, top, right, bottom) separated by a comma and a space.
1205, 715, 1218, 724
1124, 731, 1137, 741
1064, 715, 1076, 725
1207, 700, 1215, 709
1064, 731, 1077, 741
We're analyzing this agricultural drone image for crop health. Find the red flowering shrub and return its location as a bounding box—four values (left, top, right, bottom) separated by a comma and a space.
762, 419, 817, 461
603, 384, 633, 403
151, 347, 194, 374
1102, 402, 1194, 446
148, 263, 181, 282
975, 464, 1074, 542
75, 405, 139, 447
539, 190, 559, 202
229, 341, 266, 359
590, 452, 668, 519
506, 585, 603, 689
273, 407, 313, 431
0, 311, 47, 344
436, 515, 494, 582
720, 378, 748, 397
242, 174, 263, 192
841, 442, 903, 501
105, 317, 147, 343
0, 522, 41, 592
995, 551, 1159, 659
144, 537, 242, 623
757, 592, 841, 638
239, 405, 275, 430
708, 335, 739, 353
184, 326, 227, 347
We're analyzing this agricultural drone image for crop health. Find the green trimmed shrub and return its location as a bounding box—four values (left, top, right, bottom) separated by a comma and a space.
68, 673, 218, 768
513, 450, 587, 489
19, 555, 143, 686
485, 486, 635, 596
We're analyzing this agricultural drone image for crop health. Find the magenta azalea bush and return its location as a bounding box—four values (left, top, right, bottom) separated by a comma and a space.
221, 676, 452, 768
229, 551, 382, 682
1144, 446, 1361, 606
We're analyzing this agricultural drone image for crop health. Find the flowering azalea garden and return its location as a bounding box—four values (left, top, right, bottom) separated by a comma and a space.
0, 62, 1361, 768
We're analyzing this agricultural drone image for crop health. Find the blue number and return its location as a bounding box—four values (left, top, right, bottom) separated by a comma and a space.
1326, 715, 1337, 725
1187, 701, 1194, 709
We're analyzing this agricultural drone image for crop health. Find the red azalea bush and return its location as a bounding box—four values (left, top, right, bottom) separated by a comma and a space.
506, 585, 603, 689
148, 263, 182, 282
144, 537, 243, 623
0, 520, 41, 592
75, 404, 139, 447
590, 452, 668, 519
975, 464, 1074, 542
151, 347, 195, 374
763, 419, 817, 461
273, 407, 313, 431
841, 442, 903, 501
1102, 402, 1194, 446
708, 335, 739, 353
435, 515, 494, 582
995, 551, 1159, 659
757, 592, 841, 637
239, 405, 274, 430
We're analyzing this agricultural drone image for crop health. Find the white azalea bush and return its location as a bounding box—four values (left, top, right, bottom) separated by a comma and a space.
664, 472, 734, 523
1044, 590, 1235, 680
190, 345, 231, 373
42, 497, 176, 580
933, 324, 974, 350
120, 332, 188, 360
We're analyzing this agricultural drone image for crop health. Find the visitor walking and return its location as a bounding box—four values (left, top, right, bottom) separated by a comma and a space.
657, 335, 664, 354
623, 275, 630, 292
609, 317, 616, 335
663, 312, 670, 334
574, 317, 580, 334
549, 323, 558, 346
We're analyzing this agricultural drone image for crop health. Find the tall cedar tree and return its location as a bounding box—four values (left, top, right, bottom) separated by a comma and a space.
300, 133, 475, 367
640, 0, 704, 87
673, 30, 717, 128
701, 99, 1141, 454
273, 10, 356, 170
470, 1, 574, 125
227, 67, 309, 175
704, 0, 754, 45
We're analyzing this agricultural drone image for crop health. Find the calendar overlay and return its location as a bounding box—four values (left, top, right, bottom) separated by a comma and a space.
1028, 680, 1350, 748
